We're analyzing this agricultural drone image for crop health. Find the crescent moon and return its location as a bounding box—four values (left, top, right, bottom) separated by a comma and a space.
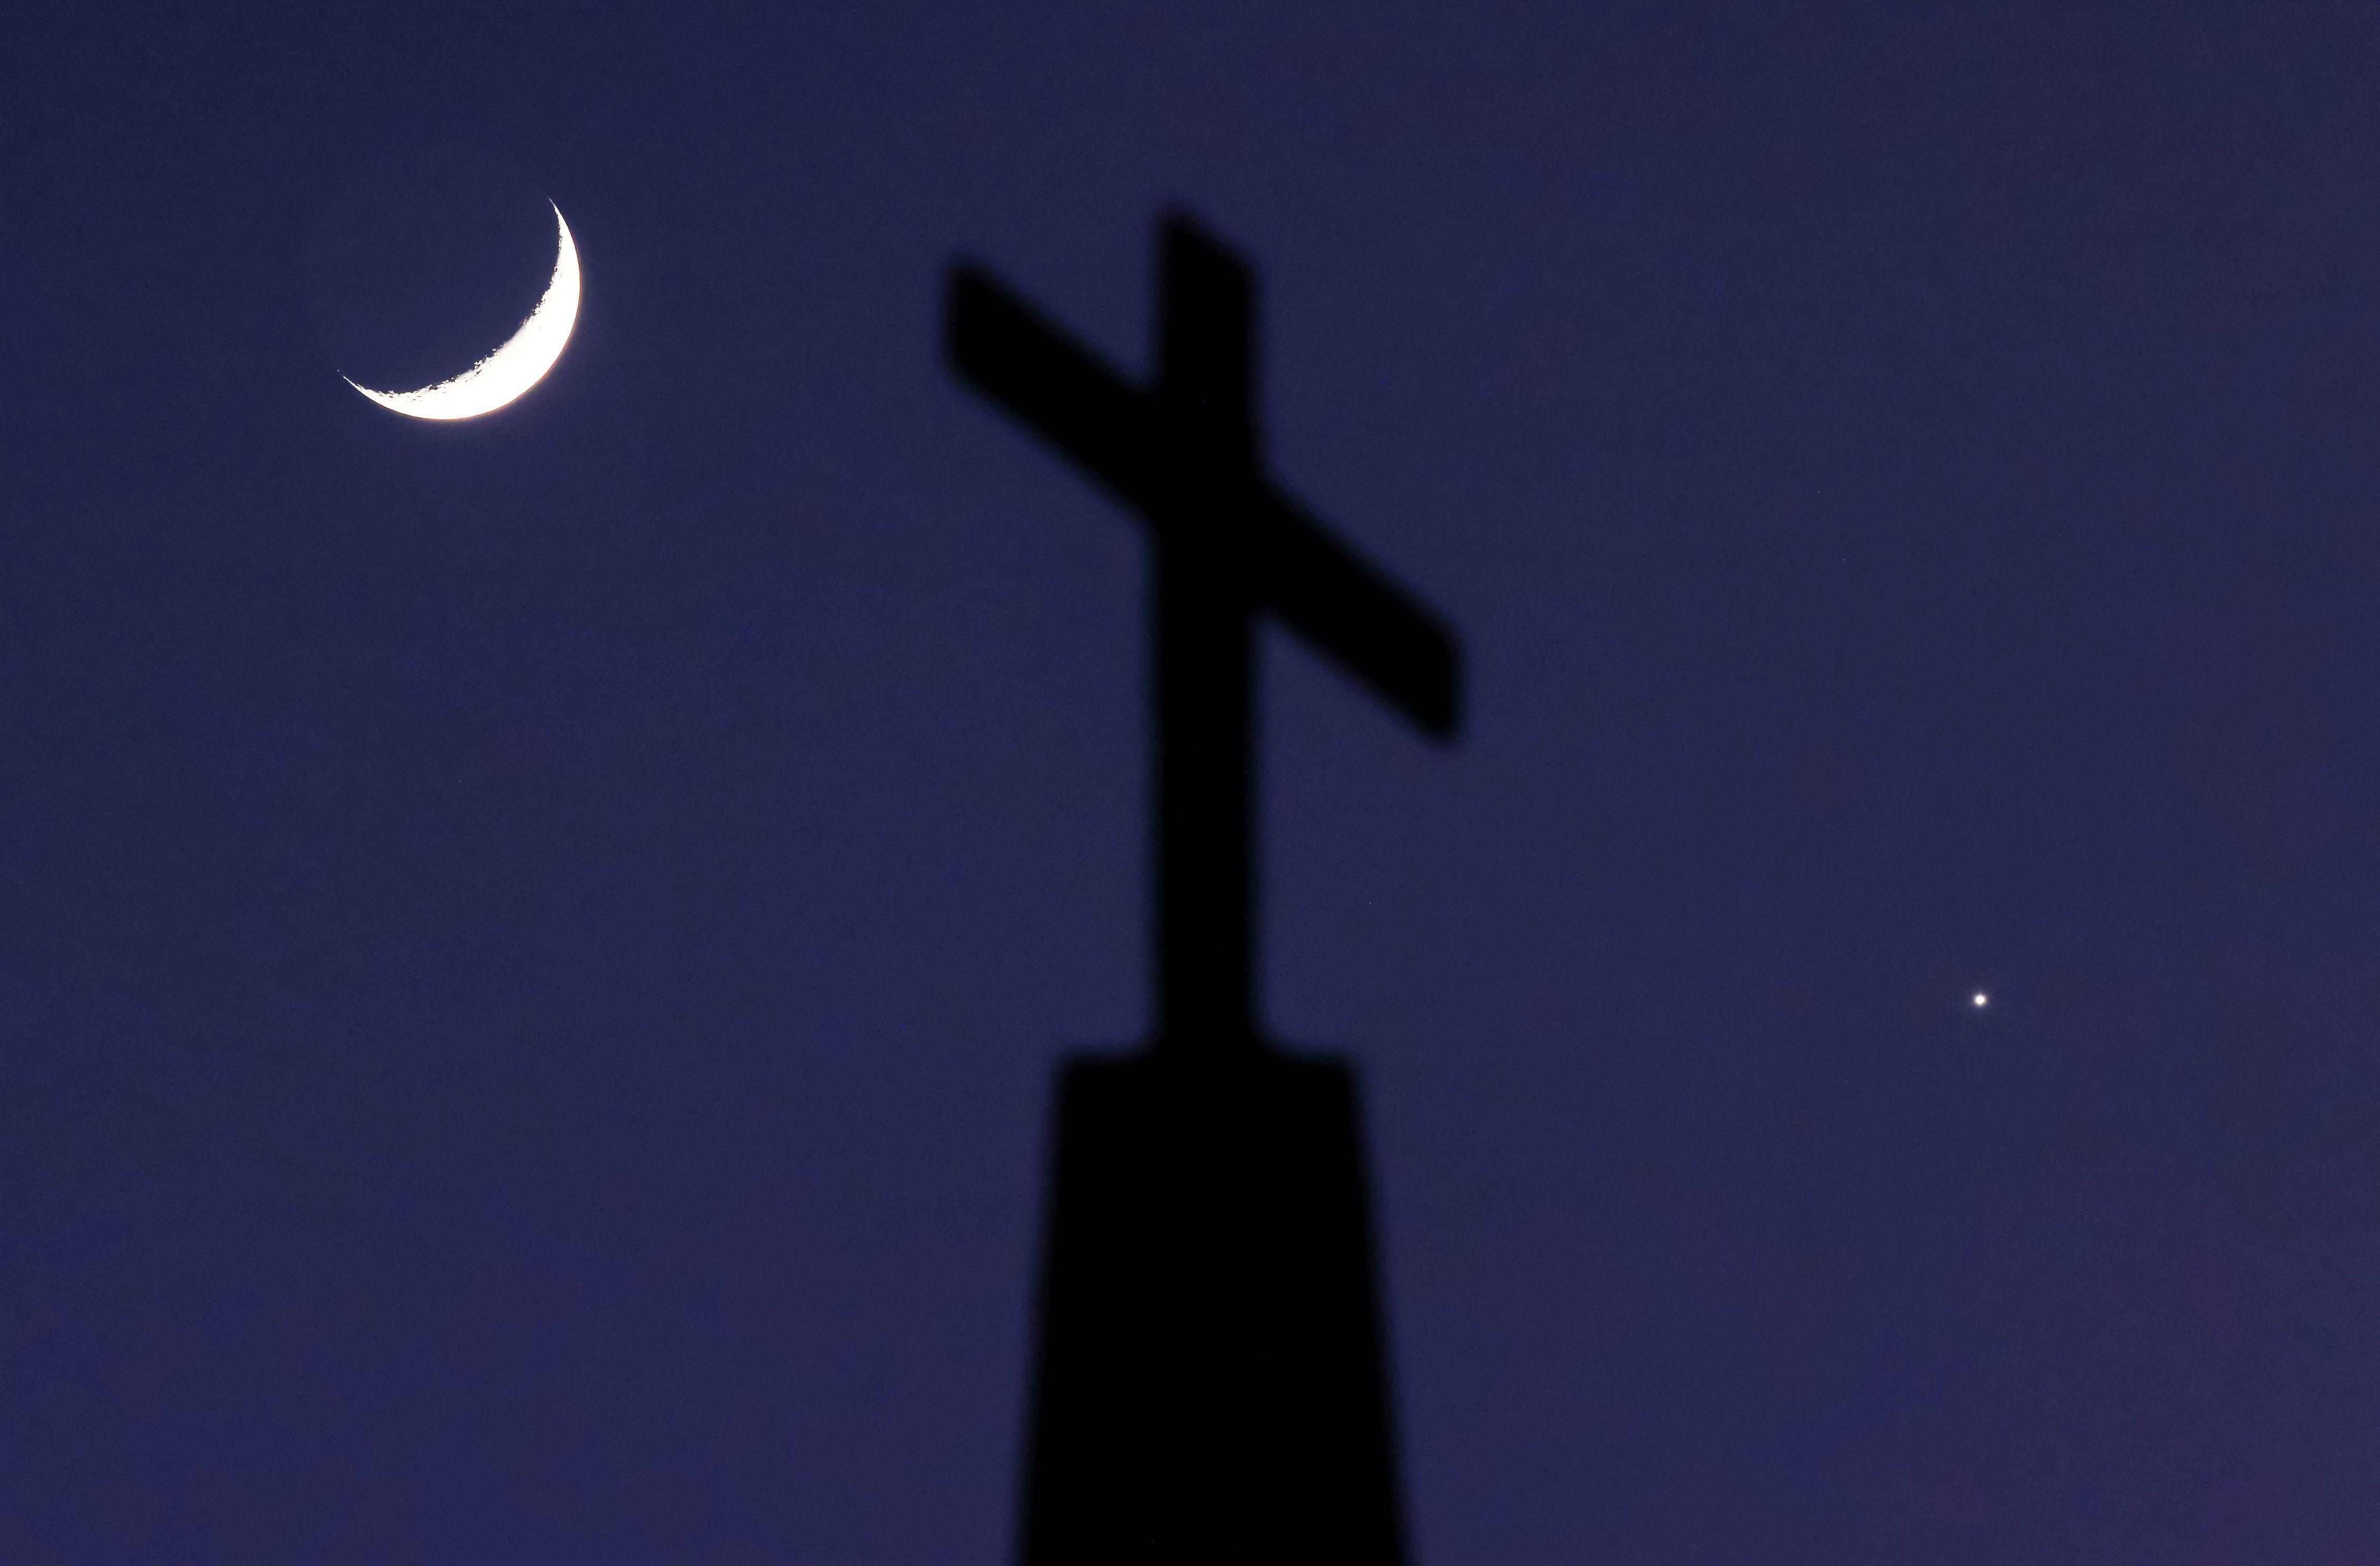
345, 203, 581, 419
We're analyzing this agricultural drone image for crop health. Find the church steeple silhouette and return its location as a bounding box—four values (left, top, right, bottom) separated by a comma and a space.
946, 211, 1461, 1566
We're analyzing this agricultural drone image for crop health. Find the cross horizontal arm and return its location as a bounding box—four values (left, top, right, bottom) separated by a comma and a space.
1257, 488, 1461, 739
946, 265, 1157, 511
947, 259, 1462, 741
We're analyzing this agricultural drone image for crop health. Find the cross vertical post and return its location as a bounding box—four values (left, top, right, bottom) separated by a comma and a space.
1152, 223, 1258, 1042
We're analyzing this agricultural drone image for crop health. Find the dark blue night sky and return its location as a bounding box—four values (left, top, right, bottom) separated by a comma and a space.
7, 6, 2380, 1561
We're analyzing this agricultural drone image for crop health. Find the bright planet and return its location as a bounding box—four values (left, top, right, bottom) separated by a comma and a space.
344, 202, 580, 420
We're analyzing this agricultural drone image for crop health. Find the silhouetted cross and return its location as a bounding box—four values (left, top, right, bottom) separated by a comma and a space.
946, 212, 1460, 1048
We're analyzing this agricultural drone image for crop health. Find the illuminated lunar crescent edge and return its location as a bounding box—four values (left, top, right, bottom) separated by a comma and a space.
345, 203, 581, 420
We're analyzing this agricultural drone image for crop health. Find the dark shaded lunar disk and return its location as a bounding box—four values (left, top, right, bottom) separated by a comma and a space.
303, 143, 559, 398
